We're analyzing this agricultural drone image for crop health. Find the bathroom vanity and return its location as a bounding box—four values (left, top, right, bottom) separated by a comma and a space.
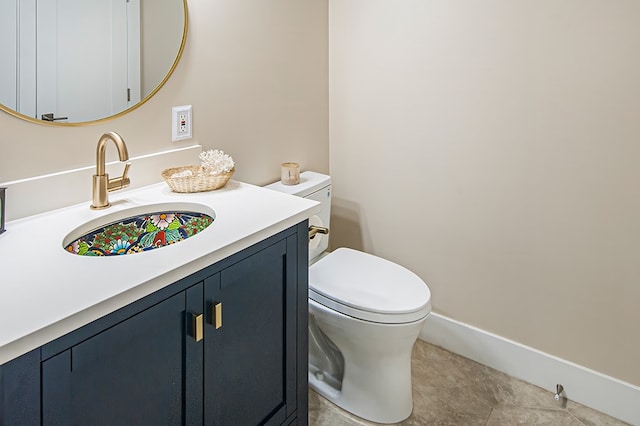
0, 181, 319, 425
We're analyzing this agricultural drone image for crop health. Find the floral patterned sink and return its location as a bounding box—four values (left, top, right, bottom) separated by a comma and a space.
64, 203, 215, 256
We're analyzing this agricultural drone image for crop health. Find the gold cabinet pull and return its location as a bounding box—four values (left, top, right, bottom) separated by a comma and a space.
213, 302, 222, 329
192, 313, 204, 342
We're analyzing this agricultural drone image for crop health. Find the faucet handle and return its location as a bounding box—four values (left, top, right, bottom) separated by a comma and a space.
107, 162, 131, 191
122, 161, 131, 181
121, 161, 131, 188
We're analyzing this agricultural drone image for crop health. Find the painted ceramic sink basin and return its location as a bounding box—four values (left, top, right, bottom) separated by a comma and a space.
63, 202, 215, 256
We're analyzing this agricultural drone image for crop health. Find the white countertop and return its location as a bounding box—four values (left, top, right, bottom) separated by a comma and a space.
0, 180, 320, 365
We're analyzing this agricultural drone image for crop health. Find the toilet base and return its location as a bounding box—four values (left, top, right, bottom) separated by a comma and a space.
309, 359, 414, 424
308, 301, 428, 424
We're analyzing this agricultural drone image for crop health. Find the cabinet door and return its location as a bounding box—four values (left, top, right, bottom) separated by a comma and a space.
204, 239, 295, 425
42, 285, 204, 426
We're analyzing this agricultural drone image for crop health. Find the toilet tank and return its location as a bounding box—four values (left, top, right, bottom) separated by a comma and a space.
264, 171, 331, 262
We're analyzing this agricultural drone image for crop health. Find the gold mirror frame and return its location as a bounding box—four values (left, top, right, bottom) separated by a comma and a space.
0, 0, 188, 127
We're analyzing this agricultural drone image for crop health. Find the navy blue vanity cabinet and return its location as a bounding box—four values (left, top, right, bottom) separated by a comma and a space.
204, 238, 296, 425
0, 221, 309, 426
42, 286, 203, 425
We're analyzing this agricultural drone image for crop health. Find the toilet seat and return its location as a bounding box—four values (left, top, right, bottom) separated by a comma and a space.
309, 248, 431, 324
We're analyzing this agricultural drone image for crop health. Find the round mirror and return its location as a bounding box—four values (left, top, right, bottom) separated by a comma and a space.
0, 0, 188, 126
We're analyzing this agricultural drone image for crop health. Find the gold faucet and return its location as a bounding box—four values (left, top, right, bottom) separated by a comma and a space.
91, 132, 131, 209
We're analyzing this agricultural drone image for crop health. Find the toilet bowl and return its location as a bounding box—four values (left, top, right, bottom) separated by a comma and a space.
265, 172, 431, 424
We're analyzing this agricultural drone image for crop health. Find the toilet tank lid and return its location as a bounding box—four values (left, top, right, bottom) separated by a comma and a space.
264, 171, 331, 197
309, 248, 431, 317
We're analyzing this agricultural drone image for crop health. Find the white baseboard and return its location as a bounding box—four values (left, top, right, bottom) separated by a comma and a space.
419, 313, 639, 425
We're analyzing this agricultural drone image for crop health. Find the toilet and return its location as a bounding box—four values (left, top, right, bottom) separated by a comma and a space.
266, 171, 431, 424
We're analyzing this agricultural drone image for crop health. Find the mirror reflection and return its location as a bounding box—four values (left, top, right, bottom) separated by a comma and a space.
0, 0, 186, 125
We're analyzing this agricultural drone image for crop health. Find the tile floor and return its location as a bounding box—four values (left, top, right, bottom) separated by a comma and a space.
309, 339, 630, 426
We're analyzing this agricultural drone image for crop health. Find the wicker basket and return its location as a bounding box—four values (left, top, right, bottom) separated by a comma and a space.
161, 166, 234, 193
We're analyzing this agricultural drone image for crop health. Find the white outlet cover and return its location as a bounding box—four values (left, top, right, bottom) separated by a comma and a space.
172, 105, 192, 141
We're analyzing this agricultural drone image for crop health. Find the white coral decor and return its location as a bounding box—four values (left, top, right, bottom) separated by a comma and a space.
199, 149, 235, 175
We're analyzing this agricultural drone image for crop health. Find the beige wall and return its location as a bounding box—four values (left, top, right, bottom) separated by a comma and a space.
0, 0, 328, 186
329, 1, 640, 386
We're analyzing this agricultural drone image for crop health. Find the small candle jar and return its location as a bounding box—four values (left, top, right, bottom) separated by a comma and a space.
281, 162, 300, 185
